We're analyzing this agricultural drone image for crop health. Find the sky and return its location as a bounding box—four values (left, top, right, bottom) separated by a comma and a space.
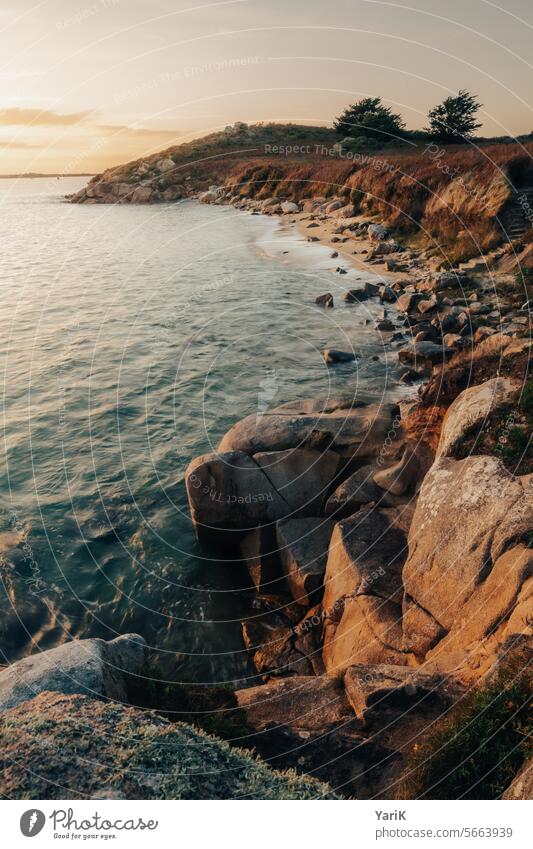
0, 0, 532, 174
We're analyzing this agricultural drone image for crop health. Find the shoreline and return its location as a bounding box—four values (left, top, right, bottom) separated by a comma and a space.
251, 206, 422, 406
181, 188, 532, 796
0, 182, 529, 800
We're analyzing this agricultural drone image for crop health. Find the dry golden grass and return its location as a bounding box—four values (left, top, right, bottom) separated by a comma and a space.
213, 140, 533, 259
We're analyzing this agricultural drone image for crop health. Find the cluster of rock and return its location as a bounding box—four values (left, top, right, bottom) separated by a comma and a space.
0, 635, 331, 799
65, 170, 532, 796
196, 187, 530, 383
387, 267, 530, 379
69, 155, 191, 204
185, 369, 532, 795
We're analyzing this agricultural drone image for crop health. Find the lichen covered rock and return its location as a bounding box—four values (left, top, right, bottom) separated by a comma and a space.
0, 692, 333, 799
0, 635, 147, 711
402, 456, 533, 634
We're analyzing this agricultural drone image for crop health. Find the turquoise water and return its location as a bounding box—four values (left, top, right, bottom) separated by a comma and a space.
0, 177, 402, 684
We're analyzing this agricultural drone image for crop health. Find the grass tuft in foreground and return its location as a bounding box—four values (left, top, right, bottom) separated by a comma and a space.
404, 655, 532, 799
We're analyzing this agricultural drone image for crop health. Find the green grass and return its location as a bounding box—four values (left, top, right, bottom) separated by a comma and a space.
405, 663, 532, 799
492, 378, 533, 472
123, 662, 254, 746
494, 425, 532, 468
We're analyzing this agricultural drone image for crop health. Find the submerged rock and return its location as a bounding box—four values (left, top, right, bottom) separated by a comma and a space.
398, 340, 450, 364
323, 349, 355, 364
343, 288, 368, 302
315, 292, 334, 307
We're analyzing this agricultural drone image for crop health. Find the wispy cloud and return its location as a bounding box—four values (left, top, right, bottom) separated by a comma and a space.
0, 107, 180, 140
0, 107, 93, 126
95, 123, 180, 139
0, 104, 184, 173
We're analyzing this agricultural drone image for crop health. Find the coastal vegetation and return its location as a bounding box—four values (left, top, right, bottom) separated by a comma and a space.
333, 90, 483, 148
425, 90, 483, 143
404, 658, 532, 800
333, 96, 406, 143
0, 692, 331, 800
124, 663, 254, 745
70, 107, 533, 266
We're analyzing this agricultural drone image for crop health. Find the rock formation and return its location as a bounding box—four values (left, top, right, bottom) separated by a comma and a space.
0, 691, 331, 799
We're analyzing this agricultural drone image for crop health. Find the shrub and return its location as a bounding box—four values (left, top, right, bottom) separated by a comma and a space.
0, 692, 334, 799
124, 662, 254, 746
426, 90, 483, 143
334, 96, 405, 142
340, 136, 383, 153
404, 663, 532, 799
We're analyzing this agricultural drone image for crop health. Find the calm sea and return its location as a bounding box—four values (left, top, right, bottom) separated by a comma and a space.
0, 176, 403, 684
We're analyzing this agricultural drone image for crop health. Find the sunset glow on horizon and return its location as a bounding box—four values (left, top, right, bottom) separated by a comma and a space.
0, 0, 532, 174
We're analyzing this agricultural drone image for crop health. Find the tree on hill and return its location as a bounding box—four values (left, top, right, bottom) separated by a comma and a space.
333, 97, 405, 142
426, 90, 482, 142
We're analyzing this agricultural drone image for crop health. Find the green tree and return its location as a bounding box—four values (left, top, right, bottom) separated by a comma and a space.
426, 90, 482, 142
333, 97, 405, 142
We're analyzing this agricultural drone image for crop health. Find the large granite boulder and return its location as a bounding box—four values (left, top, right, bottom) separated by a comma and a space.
185, 450, 289, 546
436, 377, 521, 459
323, 594, 407, 674
322, 507, 407, 610
402, 595, 446, 656
186, 446, 339, 547
425, 544, 533, 677
236, 675, 352, 735
325, 464, 397, 517
253, 448, 339, 516
0, 635, 147, 711
276, 517, 334, 605
0, 692, 331, 799
218, 397, 399, 460
344, 663, 448, 723
321, 507, 411, 673
403, 456, 533, 649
